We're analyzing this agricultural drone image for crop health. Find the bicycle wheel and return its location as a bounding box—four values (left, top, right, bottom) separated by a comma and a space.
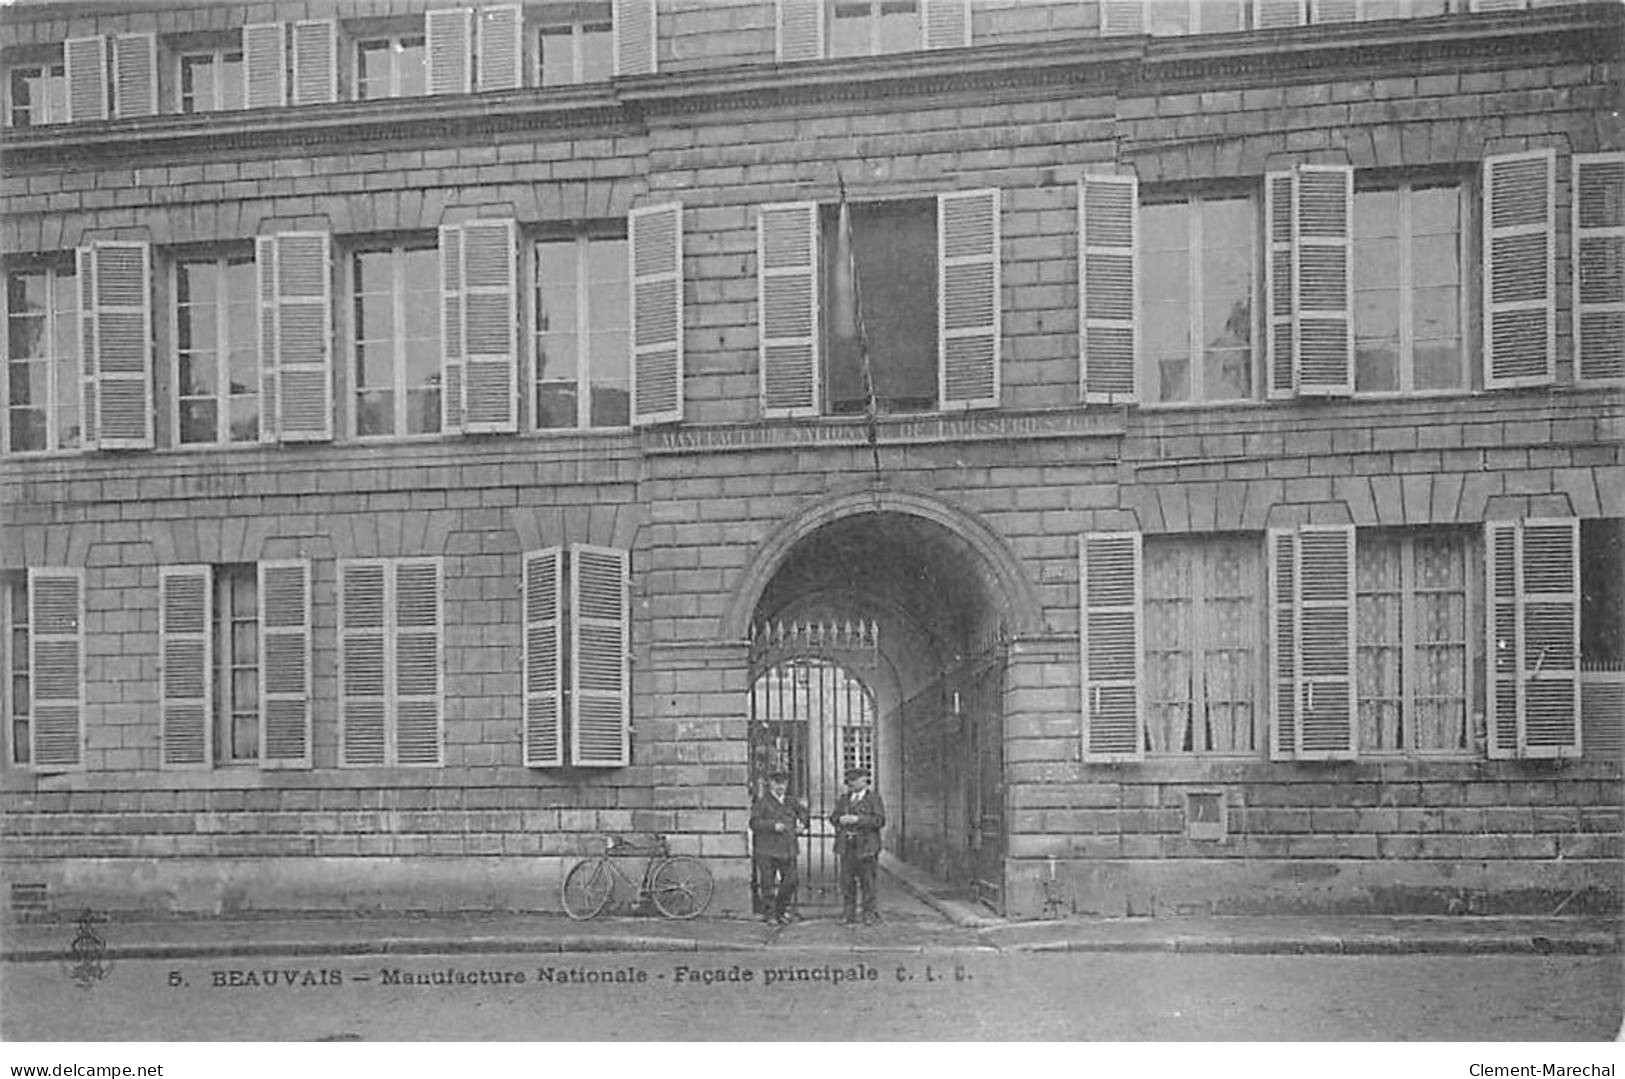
561, 858, 614, 920
649, 856, 714, 919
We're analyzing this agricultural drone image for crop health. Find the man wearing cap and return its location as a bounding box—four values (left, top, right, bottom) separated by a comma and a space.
830, 766, 886, 925
750, 770, 808, 926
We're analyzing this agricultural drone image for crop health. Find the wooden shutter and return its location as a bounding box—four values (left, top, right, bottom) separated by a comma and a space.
160, 565, 212, 769
462, 220, 518, 432
1573, 152, 1625, 382
111, 33, 156, 117
1267, 529, 1298, 761
394, 560, 443, 767
291, 20, 337, 105
260, 560, 311, 768
1312, 0, 1360, 20
1079, 175, 1138, 403
64, 36, 108, 122
777, 0, 824, 61
571, 545, 630, 767
922, 0, 971, 48
1519, 519, 1580, 757
938, 188, 1001, 410
1581, 672, 1625, 762
1296, 526, 1356, 759
1468, 0, 1528, 10
242, 23, 287, 109
1483, 149, 1555, 388
614, 0, 657, 76
1293, 165, 1353, 396
77, 241, 153, 450
523, 547, 564, 768
1265, 170, 1296, 398
28, 569, 83, 772
758, 202, 820, 417
477, 5, 523, 90
630, 203, 684, 425
1254, 0, 1307, 26
340, 560, 388, 767
427, 7, 473, 95
438, 225, 465, 433
258, 232, 332, 442
1100, 0, 1146, 34
1080, 532, 1143, 762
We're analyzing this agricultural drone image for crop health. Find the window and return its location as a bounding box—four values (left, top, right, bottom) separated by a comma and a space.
534, 235, 629, 429
538, 5, 613, 86
1354, 180, 1466, 393
1143, 0, 1245, 34
174, 252, 259, 446
4, 573, 28, 766
340, 558, 443, 767
352, 242, 440, 438
355, 34, 426, 99
216, 565, 260, 764
178, 49, 244, 112
523, 546, 630, 767
7, 63, 66, 126
830, 0, 920, 57
5, 262, 80, 454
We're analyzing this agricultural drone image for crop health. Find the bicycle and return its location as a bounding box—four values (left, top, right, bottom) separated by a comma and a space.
560, 834, 715, 920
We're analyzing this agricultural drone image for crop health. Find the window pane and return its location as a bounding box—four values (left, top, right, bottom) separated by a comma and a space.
1354, 188, 1400, 240
7, 316, 45, 361
589, 329, 629, 382
831, 2, 870, 57
536, 381, 578, 429
8, 360, 43, 406
1354, 236, 1399, 290
354, 343, 392, 391
398, 39, 426, 97
1413, 342, 1462, 392
8, 272, 47, 319
1411, 233, 1459, 289
1197, 0, 1245, 31
402, 248, 437, 293
1147, 0, 1193, 34
877, 1, 920, 52
535, 333, 578, 382
580, 25, 613, 83
589, 381, 629, 427
221, 55, 244, 110
356, 293, 394, 343
180, 55, 213, 112
179, 398, 218, 443
406, 388, 440, 435
9, 407, 45, 451
356, 390, 394, 436
1356, 534, 1404, 751
535, 284, 577, 333
228, 395, 260, 442
539, 26, 576, 86
356, 41, 390, 99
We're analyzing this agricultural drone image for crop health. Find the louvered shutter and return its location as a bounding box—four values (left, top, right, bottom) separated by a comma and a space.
1519, 519, 1580, 757
1312, 0, 1360, 20
340, 560, 388, 767
259, 232, 332, 442
477, 6, 523, 90
290, 20, 337, 105
427, 7, 474, 95
438, 226, 465, 432
1483, 149, 1556, 388
1254, 0, 1307, 26
1581, 673, 1624, 761
260, 560, 311, 768
922, 0, 971, 48
243, 23, 287, 109
1573, 152, 1625, 382
64, 36, 108, 122
459, 220, 518, 432
1265, 170, 1295, 398
1079, 175, 1138, 403
758, 202, 820, 417
1296, 526, 1356, 759
571, 544, 630, 767
1485, 521, 1519, 759
1100, 0, 1146, 34
1293, 165, 1353, 396
613, 0, 657, 76
1080, 532, 1143, 762
28, 569, 83, 772
777, 0, 824, 61
1468, 0, 1527, 10
77, 241, 153, 450
630, 203, 684, 425
160, 565, 212, 769
255, 237, 279, 443
111, 34, 156, 117
1267, 530, 1298, 761
394, 560, 443, 767
938, 189, 1001, 410
524, 547, 564, 768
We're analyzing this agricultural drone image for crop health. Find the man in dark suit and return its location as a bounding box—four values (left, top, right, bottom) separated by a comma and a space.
830, 765, 885, 925
749, 770, 808, 925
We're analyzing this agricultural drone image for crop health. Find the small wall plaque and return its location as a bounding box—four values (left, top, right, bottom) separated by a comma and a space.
1184, 790, 1228, 842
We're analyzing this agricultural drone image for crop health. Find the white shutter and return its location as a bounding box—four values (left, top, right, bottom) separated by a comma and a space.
613, 0, 657, 76
1312, 0, 1360, 20
571, 544, 630, 767
261, 232, 332, 442
242, 23, 287, 109
340, 560, 388, 767
477, 5, 523, 90
77, 241, 153, 450
1573, 152, 1625, 382
111, 33, 157, 118
922, 0, 971, 48
630, 202, 684, 425
394, 560, 443, 767
1519, 519, 1580, 758
1080, 532, 1143, 762
1265, 170, 1296, 398
1296, 526, 1356, 760
1079, 175, 1138, 403
1581, 672, 1625, 761
1100, 1, 1146, 35
1483, 149, 1556, 388
524, 547, 564, 768
938, 188, 1001, 410
1292, 165, 1353, 396
427, 7, 474, 95
777, 0, 824, 61
1485, 521, 1519, 759
291, 20, 337, 105
1254, 0, 1307, 26
758, 202, 820, 417
160, 565, 212, 770
1267, 530, 1298, 761
438, 225, 466, 433
459, 220, 519, 432
64, 36, 108, 122
254, 237, 279, 443
260, 560, 311, 768
1468, 0, 1528, 10
28, 569, 83, 772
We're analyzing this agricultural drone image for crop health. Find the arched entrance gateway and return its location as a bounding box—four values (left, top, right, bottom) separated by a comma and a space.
727, 491, 1041, 915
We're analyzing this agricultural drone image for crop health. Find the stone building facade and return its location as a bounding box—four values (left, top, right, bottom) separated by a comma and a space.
1, 0, 1621, 919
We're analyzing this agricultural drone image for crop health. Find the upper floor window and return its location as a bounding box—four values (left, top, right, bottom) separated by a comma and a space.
4, 572, 28, 766
777, 0, 967, 62
178, 49, 244, 113
214, 563, 260, 765
5, 263, 80, 454
538, 4, 613, 86
174, 252, 259, 445
1354, 180, 1466, 394
355, 33, 426, 99
7, 63, 66, 126
352, 242, 440, 438
534, 234, 630, 429
830, 0, 920, 57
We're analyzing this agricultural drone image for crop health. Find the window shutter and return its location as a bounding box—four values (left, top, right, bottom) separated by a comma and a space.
1485, 520, 1519, 759
160, 565, 212, 770
1265, 170, 1295, 398
1254, 0, 1307, 27
1468, 0, 1528, 10
938, 188, 1001, 410
613, 0, 657, 76
291, 20, 337, 105
28, 569, 83, 772
1483, 149, 1555, 388
427, 7, 473, 95
254, 237, 279, 443
922, 0, 971, 48
65, 36, 108, 122
777, 0, 824, 61
1519, 518, 1580, 758
758, 202, 821, 417
438, 225, 465, 433
1080, 532, 1143, 762
76, 249, 97, 444
1292, 165, 1353, 396
260, 560, 311, 768
1295, 526, 1356, 760
242, 23, 288, 109
1312, 0, 1360, 20
1267, 529, 1298, 761
111, 33, 156, 117
77, 241, 153, 450
1581, 673, 1625, 762
263, 232, 332, 442
394, 560, 443, 767
340, 560, 388, 767
1100, 0, 1146, 35
477, 6, 523, 90
629, 202, 684, 425
1573, 152, 1625, 382
458, 220, 519, 433
523, 547, 564, 768
1079, 175, 1138, 404
571, 544, 630, 767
